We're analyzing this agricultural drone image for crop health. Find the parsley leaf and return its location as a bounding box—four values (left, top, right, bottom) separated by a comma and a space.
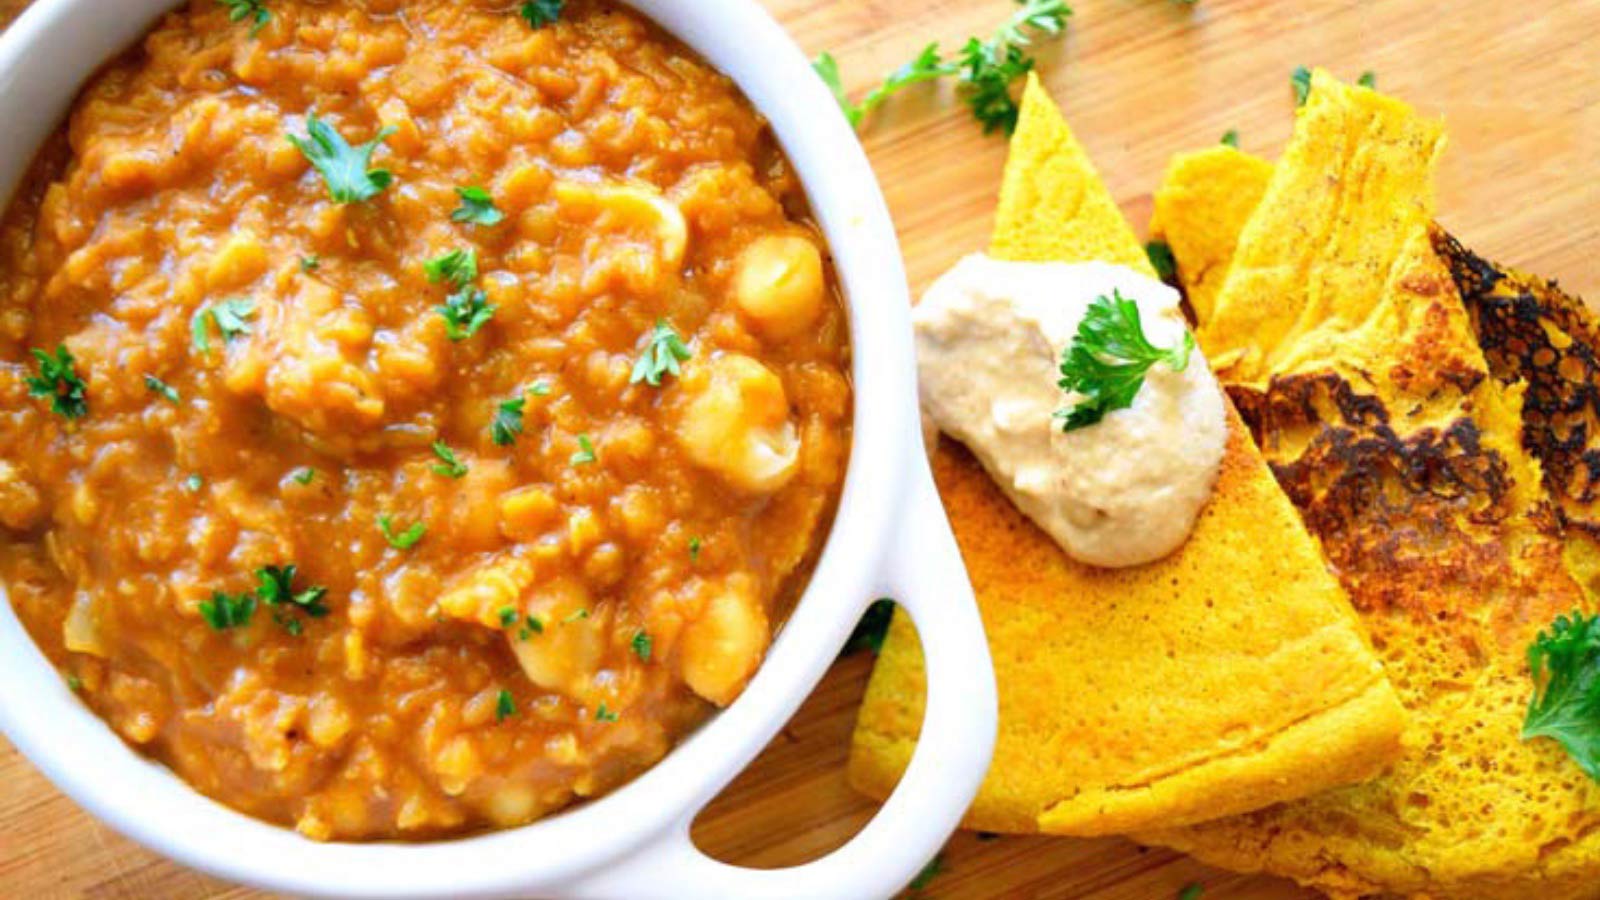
496, 689, 517, 722
816, 0, 1070, 135
595, 703, 619, 723
200, 591, 256, 630
431, 441, 469, 478
1291, 65, 1313, 106
1056, 290, 1194, 432
183, 474, 204, 492
518, 615, 544, 641
191, 298, 256, 354
529, 381, 552, 397
842, 598, 896, 657
452, 187, 505, 226
300, 254, 320, 272
498, 607, 519, 627
1145, 240, 1177, 282
424, 248, 478, 288
1358, 69, 1378, 89
288, 114, 397, 204
438, 287, 496, 342
631, 631, 652, 662
629, 320, 692, 387
1178, 885, 1205, 900
255, 564, 330, 622
291, 467, 316, 485
520, 0, 563, 28
1220, 128, 1239, 148
378, 514, 426, 550
144, 374, 180, 405
570, 434, 596, 466
26, 345, 88, 419
1523, 611, 1600, 781
217, 0, 269, 37
492, 396, 525, 446
689, 536, 702, 562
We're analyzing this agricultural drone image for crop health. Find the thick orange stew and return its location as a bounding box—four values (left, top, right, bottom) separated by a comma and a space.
0, 0, 851, 840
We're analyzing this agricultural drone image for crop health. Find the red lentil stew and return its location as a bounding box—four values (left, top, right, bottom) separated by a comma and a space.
0, 0, 851, 840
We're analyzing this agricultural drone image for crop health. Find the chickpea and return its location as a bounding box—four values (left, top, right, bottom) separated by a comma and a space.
678, 575, 769, 707
673, 353, 800, 493
732, 234, 825, 340
508, 578, 602, 700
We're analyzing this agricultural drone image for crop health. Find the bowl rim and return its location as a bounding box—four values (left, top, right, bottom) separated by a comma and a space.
0, 0, 931, 896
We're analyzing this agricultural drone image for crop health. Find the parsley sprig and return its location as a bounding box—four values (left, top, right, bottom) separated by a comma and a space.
426, 248, 496, 341
492, 395, 526, 446
452, 187, 504, 226
200, 591, 256, 631
26, 345, 88, 419
289, 115, 397, 204
257, 564, 330, 634
378, 514, 427, 550
145, 374, 181, 404
814, 0, 1071, 135
431, 441, 469, 478
629, 321, 692, 387
191, 298, 256, 353
1523, 611, 1600, 781
1056, 290, 1194, 432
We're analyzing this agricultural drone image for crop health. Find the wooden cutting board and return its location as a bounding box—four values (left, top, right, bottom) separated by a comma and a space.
4, 1, 1599, 897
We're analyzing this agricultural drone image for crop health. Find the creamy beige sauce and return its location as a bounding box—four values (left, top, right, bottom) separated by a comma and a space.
914, 254, 1226, 568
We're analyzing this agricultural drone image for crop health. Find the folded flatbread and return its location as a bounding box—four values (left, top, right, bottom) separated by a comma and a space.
1141, 70, 1600, 899
847, 74, 1404, 837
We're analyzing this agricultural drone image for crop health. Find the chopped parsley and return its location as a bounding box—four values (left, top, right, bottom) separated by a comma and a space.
200, 591, 256, 630
438, 287, 496, 342
564, 608, 590, 624
377, 514, 427, 550
183, 474, 204, 492
518, 615, 545, 641
288, 114, 397, 204
520, 0, 564, 29
144, 374, 180, 405
1358, 70, 1378, 89
191, 298, 256, 354
843, 598, 896, 656
300, 254, 320, 272
570, 434, 597, 466
424, 249, 478, 289
631, 631, 652, 662
452, 186, 505, 226
491, 396, 526, 446
1056, 290, 1194, 432
26, 345, 88, 419
431, 441, 469, 479
1291, 65, 1313, 106
1178, 885, 1205, 900
814, 0, 1071, 135
1523, 611, 1600, 781
255, 564, 329, 634
66, 674, 83, 692
498, 606, 519, 627
496, 689, 516, 722
1220, 128, 1239, 148
689, 536, 702, 562
595, 702, 619, 723
1145, 240, 1177, 282
217, 0, 269, 37
629, 320, 692, 387
529, 381, 552, 397
291, 467, 316, 485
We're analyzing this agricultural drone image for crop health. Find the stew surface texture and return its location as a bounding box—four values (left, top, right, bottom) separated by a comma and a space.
0, 0, 851, 841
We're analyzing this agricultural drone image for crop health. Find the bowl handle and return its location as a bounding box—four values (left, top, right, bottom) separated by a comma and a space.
564, 472, 997, 899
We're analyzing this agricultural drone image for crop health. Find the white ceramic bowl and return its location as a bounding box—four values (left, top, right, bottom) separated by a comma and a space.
0, 1, 997, 897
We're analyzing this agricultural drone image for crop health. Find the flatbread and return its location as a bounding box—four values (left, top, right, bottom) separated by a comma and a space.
846, 74, 1404, 837
1140, 71, 1600, 899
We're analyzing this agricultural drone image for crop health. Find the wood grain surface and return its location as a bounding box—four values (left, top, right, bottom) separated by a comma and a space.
4, 1, 1600, 897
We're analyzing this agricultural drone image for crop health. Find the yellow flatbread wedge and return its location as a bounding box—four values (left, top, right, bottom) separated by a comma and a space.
1138, 71, 1600, 900
847, 74, 1404, 837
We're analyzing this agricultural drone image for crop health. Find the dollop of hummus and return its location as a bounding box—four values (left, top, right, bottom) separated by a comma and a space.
914, 254, 1227, 568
